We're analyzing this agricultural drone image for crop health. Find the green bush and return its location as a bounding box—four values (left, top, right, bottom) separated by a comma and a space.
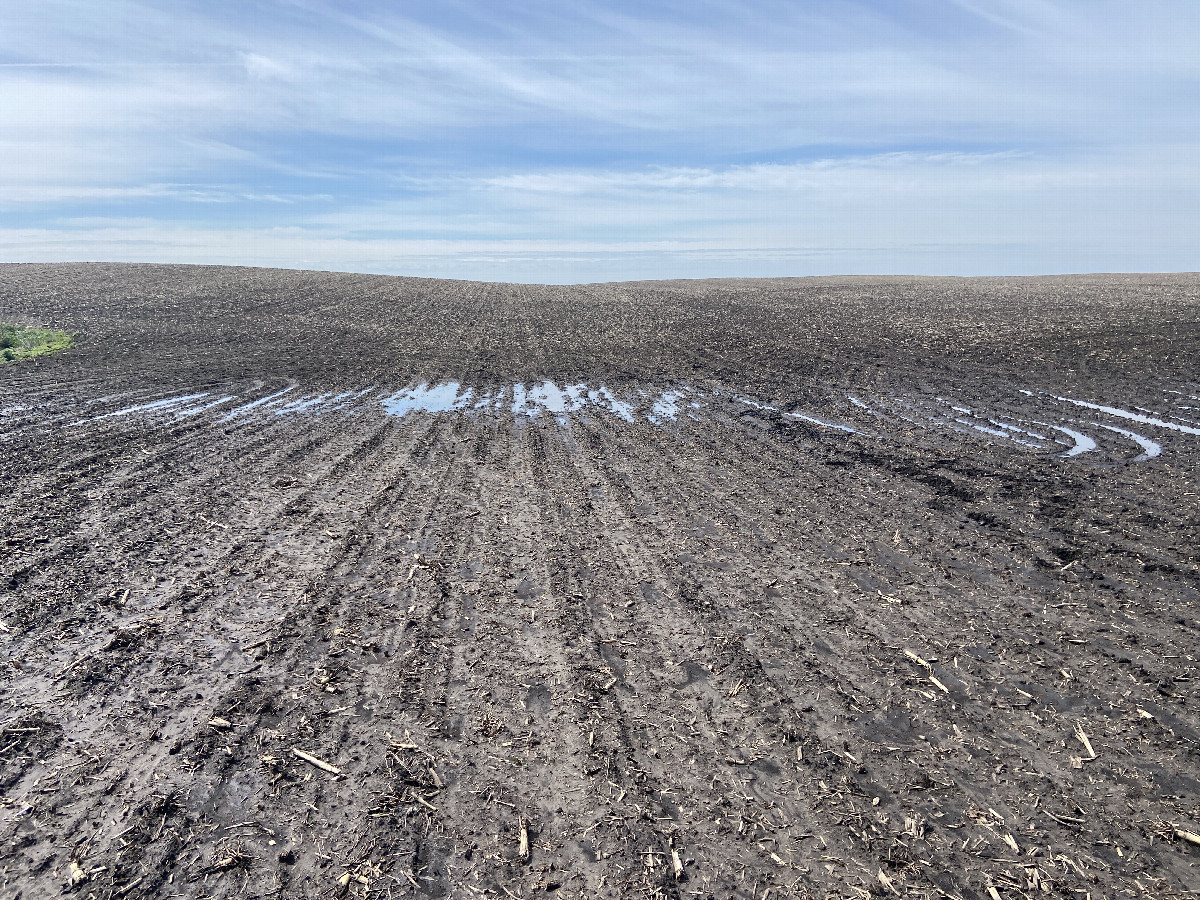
0, 324, 75, 363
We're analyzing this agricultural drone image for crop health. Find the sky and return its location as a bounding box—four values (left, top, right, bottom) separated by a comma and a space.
2, 0, 1198, 283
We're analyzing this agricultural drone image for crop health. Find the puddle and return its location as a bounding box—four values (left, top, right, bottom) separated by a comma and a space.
992, 422, 1048, 441
512, 381, 588, 417
1054, 397, 1200, 436
177, 396, 236, 417
276, 393, 336, 415
72, 392, 210, 425
323, 389, 375, 411
954, 418, 1011, 438
1040, 424, 1098, 458
785, 411, 857, 433
382, 382, 471, 416
519, 381, 581, 416
509, 383, 529, 414
847, 396, 884, 416
1094, 424, 1162, 461
587, 386, 636, 422
984, 422, 1045, 448
734, 395, 778, 412
222, 387, 295, 420
49, 378, 1198, 468
650, 389, 686, 423
375, 380, 642, 422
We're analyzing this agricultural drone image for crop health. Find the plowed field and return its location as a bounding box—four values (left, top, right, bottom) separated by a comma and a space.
2, 264, 1198, 900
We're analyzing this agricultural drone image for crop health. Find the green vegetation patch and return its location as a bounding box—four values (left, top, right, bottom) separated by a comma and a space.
1, 323, 75, 363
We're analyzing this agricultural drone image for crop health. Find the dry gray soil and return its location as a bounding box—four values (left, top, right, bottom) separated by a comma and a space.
1, 263, 1199, 900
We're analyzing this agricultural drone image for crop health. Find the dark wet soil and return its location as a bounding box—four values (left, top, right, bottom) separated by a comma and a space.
1, 264, 1199, 900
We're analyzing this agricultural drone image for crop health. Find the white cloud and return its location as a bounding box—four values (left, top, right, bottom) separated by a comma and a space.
239, 52, 298, 81
3, 145, 1195, 281
0, 1, 1197, 277
478, 152, 1034, 195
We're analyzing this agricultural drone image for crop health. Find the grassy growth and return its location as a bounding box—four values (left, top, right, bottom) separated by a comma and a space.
1, 323, 75, 363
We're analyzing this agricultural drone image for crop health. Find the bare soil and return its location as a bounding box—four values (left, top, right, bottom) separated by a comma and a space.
1, 263, 1198, 900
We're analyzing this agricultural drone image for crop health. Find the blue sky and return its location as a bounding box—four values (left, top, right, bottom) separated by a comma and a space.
2, 0, 1198, 282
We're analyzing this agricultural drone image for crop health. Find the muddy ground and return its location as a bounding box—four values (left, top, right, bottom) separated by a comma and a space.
1, 263, 1198, 900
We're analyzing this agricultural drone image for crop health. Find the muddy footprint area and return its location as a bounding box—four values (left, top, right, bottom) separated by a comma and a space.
1, 265, 1199, 900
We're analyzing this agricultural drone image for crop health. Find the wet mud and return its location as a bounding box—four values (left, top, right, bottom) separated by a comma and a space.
1, 264, 1199, 899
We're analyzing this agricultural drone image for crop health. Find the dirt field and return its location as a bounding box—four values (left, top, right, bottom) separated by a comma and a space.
1, 263, 1198, 900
